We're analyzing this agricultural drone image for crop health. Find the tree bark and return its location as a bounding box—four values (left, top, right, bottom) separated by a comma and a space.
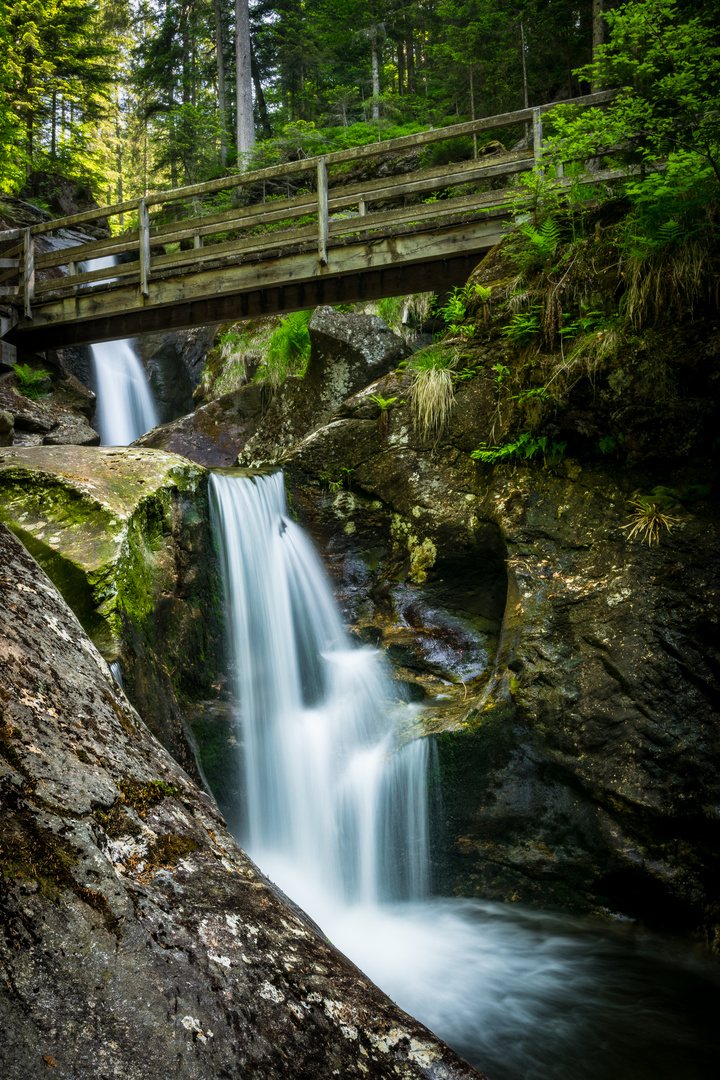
214, 0, 228, 166
250, 40, 272, 139
397, 41, 405, 96
235, 0, 255, 161
469, 65, 477, 159
591, 0, 605, 92
370, 20, 380, 121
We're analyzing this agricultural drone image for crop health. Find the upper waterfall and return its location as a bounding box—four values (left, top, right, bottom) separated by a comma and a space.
85, 255, 158, 445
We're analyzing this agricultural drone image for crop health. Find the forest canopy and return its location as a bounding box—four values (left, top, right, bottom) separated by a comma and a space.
0, 0, 717, 211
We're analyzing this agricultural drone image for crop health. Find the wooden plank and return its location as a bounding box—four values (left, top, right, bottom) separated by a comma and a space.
0, 228, 23, 242
24, 229, 34, 319
30, 160, 637, 301
34, 259, 141, 296
10, 256, 482, 349
0, 258, 19, 268
36, 231, 141, 271
138, 199, 150, 298
0, 287, 19, 297
26, 89, 619, 237
35, 144, 522, 269
121, 151, 534, 255
317, 157, 329, 266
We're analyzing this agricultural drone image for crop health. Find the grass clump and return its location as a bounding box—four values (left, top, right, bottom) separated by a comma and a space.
408, 344, 457, 443
260, 310, 313, 387
620, 495, 680, 546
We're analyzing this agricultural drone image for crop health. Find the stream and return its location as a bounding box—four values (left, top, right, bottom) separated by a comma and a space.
209, 468, 720, 1080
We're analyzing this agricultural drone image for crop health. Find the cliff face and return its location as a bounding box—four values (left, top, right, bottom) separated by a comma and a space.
0, 522, 486, 1080
223, 261, 720, 945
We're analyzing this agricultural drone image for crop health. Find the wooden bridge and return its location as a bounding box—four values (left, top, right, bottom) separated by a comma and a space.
0, 91, 619, 354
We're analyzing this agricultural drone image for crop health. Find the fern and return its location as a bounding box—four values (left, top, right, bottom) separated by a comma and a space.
520, 217, 561, 261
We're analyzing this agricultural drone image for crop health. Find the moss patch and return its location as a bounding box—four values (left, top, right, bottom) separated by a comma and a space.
144, 834, 198, 869
118, 778, 182, 818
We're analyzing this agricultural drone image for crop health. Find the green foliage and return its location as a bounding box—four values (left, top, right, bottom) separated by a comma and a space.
12, 363, 52, 400
502, 311, 542, 344
368, 393, 400, 410
545, 0, 720, 254
262, 310, 313, 387
471, 432, 567, 465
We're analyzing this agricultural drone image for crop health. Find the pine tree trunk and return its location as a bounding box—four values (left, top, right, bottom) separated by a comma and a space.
51, 89, 57, 158
250, 41, 272, 139
235, 0, 255, 161
397, 42, 405, 96
469, 65, 477, 159
214, 0, 228, 166
370, 22, 379, 121
591, 0, 605, 91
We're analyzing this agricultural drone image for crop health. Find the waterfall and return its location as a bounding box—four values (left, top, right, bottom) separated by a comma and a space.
209, 469, 720, 1080
85, 255, 158, 445
209, 470, 428, 912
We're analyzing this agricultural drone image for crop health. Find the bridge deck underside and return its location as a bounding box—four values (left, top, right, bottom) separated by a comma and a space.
9, 215, 507, 351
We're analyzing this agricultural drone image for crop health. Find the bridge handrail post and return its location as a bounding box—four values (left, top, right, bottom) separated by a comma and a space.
317, 157, 329, 267
532, 107, 543, 168
23, 228, 34, 320
139, 199, 151, 298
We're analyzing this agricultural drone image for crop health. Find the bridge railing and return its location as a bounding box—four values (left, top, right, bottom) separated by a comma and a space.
0, 90, 621, 320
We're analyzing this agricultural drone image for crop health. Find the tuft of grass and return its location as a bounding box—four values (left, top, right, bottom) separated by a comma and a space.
261, 310, 313, 387
408, 345, 457, 443
620, 496, 680, 546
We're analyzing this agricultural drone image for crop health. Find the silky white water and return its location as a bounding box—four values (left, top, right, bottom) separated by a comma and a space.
86, 255, 158, 445
209, 470, 428, 907
210, 470, 720, 1080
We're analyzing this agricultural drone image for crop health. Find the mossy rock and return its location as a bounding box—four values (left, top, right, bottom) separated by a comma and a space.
0, 445, 224, 777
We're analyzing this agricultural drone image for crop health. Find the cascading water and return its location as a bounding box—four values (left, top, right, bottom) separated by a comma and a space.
209, 469, 428, 913
210, 470, 720, 1080
85, 255, 158, 445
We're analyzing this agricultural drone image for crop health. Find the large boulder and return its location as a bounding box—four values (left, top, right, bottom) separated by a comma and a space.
0, 522, 485, 1080
0, 445, 223, 779
240, 307, 409, 465
134, 383, 267, 467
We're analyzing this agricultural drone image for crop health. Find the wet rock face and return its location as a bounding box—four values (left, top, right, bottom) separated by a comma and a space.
0, 524, 486, 1080
0, 446, 224, 781
270, 364, 720, 943
139, 326, 218, 423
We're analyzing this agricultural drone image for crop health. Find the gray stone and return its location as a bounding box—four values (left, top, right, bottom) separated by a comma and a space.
0, 521, 486, 1080
240, 307, 409, 465
0, 408, 13, 445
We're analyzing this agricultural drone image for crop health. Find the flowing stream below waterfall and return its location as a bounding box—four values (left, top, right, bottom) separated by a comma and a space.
85, 256, 158, 445
210, 469, 720, 1080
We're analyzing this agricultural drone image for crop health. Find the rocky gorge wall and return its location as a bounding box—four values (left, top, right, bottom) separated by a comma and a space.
0, 521, 485, 1080
138, 296, 719, 946
2, 210, 719, 951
